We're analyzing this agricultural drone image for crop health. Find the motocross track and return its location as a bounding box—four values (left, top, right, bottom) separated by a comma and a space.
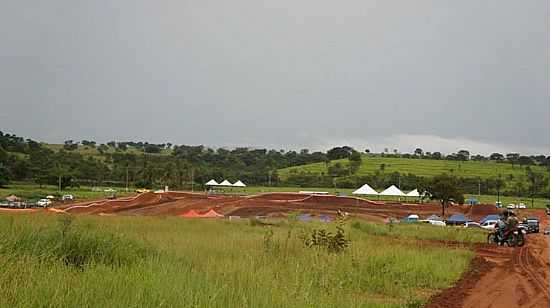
429, 209, 550, 308
59, 191, 491, 222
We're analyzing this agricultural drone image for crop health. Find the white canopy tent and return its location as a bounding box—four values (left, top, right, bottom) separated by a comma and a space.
352, 184, 379, 195
219, 180, 233, 187
232, 180, 247, 187
205, 179, 219, 186
379, 185, 405, 197
406, 189, 420, 197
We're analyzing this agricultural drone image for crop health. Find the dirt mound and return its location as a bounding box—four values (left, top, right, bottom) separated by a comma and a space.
300, 195, 381, 206
427, 255, 494, 308
249, 193, 312, 202
467, 204, 501, 220
166, 191, 207, 199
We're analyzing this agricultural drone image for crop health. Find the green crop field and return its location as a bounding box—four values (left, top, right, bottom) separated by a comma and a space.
0, 183, 134, 202
279, 156, 547, 181
0, 213, 476, 307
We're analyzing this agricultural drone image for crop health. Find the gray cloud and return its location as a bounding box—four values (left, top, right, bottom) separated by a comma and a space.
1, 1, 549, 154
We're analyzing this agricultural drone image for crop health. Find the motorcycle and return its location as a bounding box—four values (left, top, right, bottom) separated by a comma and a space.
487, 227, 526, 247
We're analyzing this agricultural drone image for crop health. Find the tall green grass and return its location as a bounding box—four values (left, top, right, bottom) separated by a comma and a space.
0, 214, 472, 307
350, 221, 486, 243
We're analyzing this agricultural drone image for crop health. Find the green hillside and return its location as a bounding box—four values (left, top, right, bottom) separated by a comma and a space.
279, 156, 546, 180
43, 144, 172, 157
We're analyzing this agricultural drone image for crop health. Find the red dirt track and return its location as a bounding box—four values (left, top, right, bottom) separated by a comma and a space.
60, 191, 487, 221
429, 210, 550, 308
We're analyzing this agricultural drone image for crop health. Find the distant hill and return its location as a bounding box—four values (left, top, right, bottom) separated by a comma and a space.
278, 155, 546, 181
43, 144, 172, 157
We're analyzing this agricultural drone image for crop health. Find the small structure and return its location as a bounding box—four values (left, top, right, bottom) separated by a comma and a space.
205, 179, 219, 187
380, 185, 405, 196
480, 214, 500, 224
446, 214, 472, 225
6, 195, 21, 202
219, 180, 233, 187
180, 209, 202, 218
352, 184, 379, 196
201, 209, 224, 218
466, 197, 480, 205
232, 180, 246, 187
406, 189, 420, 198
299, 191, 329, 195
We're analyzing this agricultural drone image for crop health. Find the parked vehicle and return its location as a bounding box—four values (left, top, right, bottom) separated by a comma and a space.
517, 203, 527, 209
495, 201, 503, 208
37, 199, 52, 207
506, 204, 516, 209
465, 222, 482, 229
480, 220, 498, 230
62, 194, 74, 201
519, 217, 539, 233
544, 227, 550, 235
545, 205, 550, 215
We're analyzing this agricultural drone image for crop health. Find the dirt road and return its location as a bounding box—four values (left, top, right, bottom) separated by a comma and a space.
431, 210, 550, 308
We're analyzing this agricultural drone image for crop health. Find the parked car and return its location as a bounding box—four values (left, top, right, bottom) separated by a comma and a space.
517, 203, 527, 209
62, 194, 74, 201
495, 201, 503, 208
507, 204, 516, 209
545, 205, 550, 215
480, 220, 499, 230
520, 217, 540, 233
465, 222, 482, 229
544, 227, 550, 235
37, 199, 52, 207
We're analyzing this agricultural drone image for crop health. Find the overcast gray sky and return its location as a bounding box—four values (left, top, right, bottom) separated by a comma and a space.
1, 1, 549, 154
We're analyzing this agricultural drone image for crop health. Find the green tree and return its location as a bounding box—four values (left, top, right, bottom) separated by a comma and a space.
423, 174, 464, 218
0, 163, 10, 187
526, 167, 547, 207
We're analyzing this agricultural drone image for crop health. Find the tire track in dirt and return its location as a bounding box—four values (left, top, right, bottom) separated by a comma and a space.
517, 246, 550, 303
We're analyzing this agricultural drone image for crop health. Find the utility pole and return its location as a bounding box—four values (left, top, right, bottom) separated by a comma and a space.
191, 168, 194, 192
478, 178, 481, 196
125, 165, 129, 192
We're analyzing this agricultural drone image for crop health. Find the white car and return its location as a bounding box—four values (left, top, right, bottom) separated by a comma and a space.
517, 203, 527, 209
507, 204, 516, 209
37, 199, 52, 207
62, 194, 74, 201
429, 220, 446, 227
480, 220, 498, 230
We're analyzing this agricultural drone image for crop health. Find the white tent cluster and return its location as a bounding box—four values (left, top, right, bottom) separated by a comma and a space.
352, 184, 420, 198
205, 179, 247, 188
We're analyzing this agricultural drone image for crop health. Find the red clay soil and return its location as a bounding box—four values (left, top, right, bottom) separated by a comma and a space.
428, 209, 550, 308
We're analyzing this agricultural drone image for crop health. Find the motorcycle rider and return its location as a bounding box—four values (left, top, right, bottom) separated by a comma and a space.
505, 210, 519, 239
496, 211, 508, 244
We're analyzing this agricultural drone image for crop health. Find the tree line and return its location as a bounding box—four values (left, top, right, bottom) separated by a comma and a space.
1, 131, 549, 201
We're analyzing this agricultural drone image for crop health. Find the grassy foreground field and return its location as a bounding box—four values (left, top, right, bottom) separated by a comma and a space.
279, 156, 546, 180
0, 214, 477, 307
